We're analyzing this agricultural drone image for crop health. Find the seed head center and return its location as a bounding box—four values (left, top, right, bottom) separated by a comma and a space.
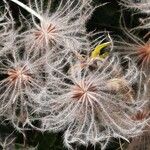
138, 42, 150, 57
143, 43, 150, 53
72, 82, 97, 100
34, 23, 56, 40
8, 67, 30, 82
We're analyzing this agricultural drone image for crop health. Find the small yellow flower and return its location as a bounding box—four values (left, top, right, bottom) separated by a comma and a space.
91, 42, 111, 61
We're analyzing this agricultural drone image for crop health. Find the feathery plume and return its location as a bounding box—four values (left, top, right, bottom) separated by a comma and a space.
127, 107, 150, 150
0, 132, 15, 150
10, 0, 93, 55
0, 46, 53, 130
120, 0, 150, 29
120, 0, 150, 14
0, 3, 17, 55
40, 56, 143, 149
114, 20, 150, 74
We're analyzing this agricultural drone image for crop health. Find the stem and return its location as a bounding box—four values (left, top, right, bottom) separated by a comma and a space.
9, 0, 43, 21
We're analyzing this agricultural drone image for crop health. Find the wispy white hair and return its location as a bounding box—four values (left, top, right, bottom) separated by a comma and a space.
0, 45, 53, 130
0, 4, 17, 55
120, 0, 150, 14
114, 24, 150, 74
0, 131, 15, 150
120, 0, 150, 29
40, 56, 144, 149
10, 0, 93, 56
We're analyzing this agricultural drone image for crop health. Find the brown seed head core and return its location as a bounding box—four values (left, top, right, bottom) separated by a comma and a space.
71, 80, 97, 101
34, 23, 56, 41
7, 66, 31, 83
138, 42, 150, 66
132, 110, 150, 121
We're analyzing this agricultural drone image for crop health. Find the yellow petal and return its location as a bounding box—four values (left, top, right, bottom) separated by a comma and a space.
91, 42, 111, 60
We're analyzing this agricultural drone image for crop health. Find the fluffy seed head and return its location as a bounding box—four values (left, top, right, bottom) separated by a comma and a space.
0, 47, 52, 130
16, 0, 93, 55
127, 108, 150, 150
114, 27, 150, 73
40, 57, 142, 149
0, 5, 16, 55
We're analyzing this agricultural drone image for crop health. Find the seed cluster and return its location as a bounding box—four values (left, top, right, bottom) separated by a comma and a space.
0, 0, 150, 149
